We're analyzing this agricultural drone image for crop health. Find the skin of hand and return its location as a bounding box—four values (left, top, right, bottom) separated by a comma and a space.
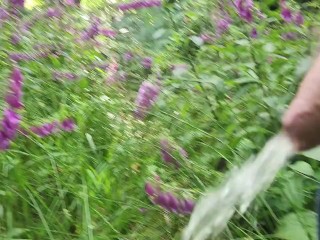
282, 53, 320, 151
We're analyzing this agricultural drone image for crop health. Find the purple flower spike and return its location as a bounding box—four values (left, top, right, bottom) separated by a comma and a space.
282, 32, 297, 40
9, 50, 50, 62
11, 34, 21, 45
134, 81, 160, 118
53, 71, 78, 81
6, 67, 24, 109
47, 8, 61, 18
145, 182, 157, 197
159, 139, 180, 168
10, 0, 25, 8
141, 57, 153, 69
2, 109, 21, 139
123, 52, 134, 62
0, 132, 10, 151
12, 67, 23, 84
234, 0, 253, 23
160, 139, 174, 163
167, 193, 180, 213
27, 118, 75, 138
155, 192, 170, 208
60, 118, 76, 132
100, 29, 117, 38
250, 28, 258, 38
216, 17, 231, 36
179, 199, 195, 214
0, 8, 9, 21
30, 122, 58, 137
65, 0, 75, 5
200, 34, 212, 43
9, 54, 22, 62
294, 12, 304, 26
118, 0, 161, 11
5, 93, 23, 109
281, 5, 292, 23
81, 20, 100, 40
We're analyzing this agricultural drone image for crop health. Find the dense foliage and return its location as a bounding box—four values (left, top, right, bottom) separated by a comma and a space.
1, 0, 320, 239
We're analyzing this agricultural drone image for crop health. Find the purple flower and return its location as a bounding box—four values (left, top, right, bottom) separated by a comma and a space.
26, 118, 76, 138
282, 32, 297, 40
155, 192, 170, 208
145, 182, 157, 197
145, 185, 195, 215
123, 52, 134, 62
160, 139, 187, 167
9, 53, 27, 62
1, 109, 21, 140
294, 11, 304, 26
9, 51, 50, 62
118, 0, 162, 11
134, 81, 160, 118
81, 18, 100, 40
0, 132, 10, 150
30, 122, 59, 137
11, 33, 21, 45
6, 92, 22, 109
234, 0, 253, 23
216, 17, 231, 36
65, 0, 76, 5
281, 7, 292, 22
179, 199, 195, 214
141, 57, 153, 69
20, 22, 33, 34
200, 34, 212, 43
0, 8, 9, 20
5, 67, 24, 109
160, 139, 180, 167
166, 193, 180, 213
99, 29, 117, 38
53, 71, 78, 81
47, 8, 61, 18
10, 0, 24, 8
250, 28, 258, 38
35, 50, 50, 59
11, 67, 23, 85
60, 118, 76, 132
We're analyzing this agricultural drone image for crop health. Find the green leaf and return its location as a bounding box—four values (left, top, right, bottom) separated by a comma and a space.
282, 175, 305, 209
276, 211, 316, 240
289, 161, 315, 176
302, 147, 320, 161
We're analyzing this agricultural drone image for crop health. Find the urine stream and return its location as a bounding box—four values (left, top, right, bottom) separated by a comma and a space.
182, 132, 295, 240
